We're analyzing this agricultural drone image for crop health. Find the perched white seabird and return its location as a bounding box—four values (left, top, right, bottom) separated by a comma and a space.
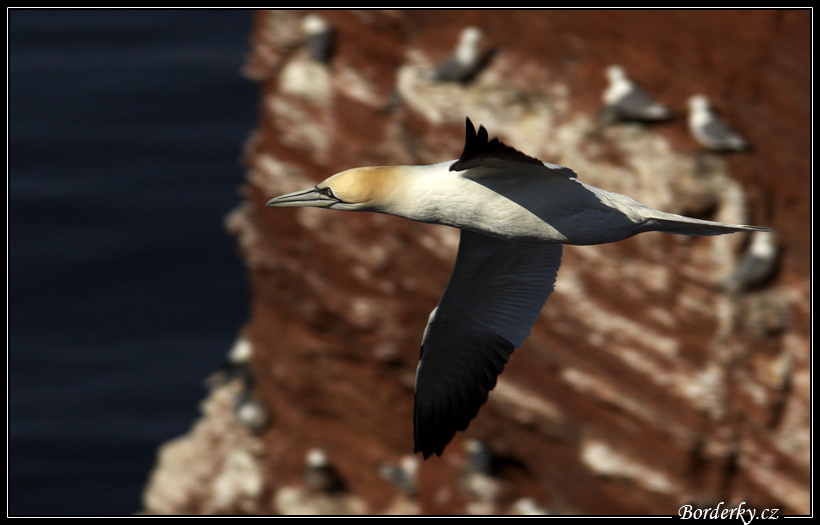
205, 337, 254, 390
459, 439, 502, 504
266, 118, 771, 458
510, 497, 552, 516
304, 448, 347, 493
233, 392, 269, 432
601, 65, 671, 123
463, 438, 494, 475
687, 94, 749, 151
379, 455, 418, 496
432, 27, 493, 84
721, 230, 780, 292
302, 14, 335, 64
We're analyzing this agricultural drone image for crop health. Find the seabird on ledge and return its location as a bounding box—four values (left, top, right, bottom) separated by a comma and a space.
687, 94, 749, 151
601, 65, 671, 123
304, 448, 347, 494
302, 14, 335, 64
266, 118, 771, 458
431, 26, 493, 84
721, 229, 780, 292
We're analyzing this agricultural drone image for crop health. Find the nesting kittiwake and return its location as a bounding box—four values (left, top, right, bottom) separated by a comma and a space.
463, 438, 494, 475
458, 439, 502, 504
510, 498, 552, 515
379, 455, 418, 496
266, 118, 772, 458
601, 65, 671, 123
302, 14, 335, 64
233, 392, 269, 432
431, 26, 494, 84
687, 94, 749, 151
304, 448, 347, 494
205, 337, 254, 390
721, 230, 780, 292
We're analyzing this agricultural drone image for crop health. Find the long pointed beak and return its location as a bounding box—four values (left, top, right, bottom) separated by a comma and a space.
265, 187, 336, 208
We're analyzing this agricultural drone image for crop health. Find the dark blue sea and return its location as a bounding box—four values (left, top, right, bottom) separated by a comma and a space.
9, 9, 259, 515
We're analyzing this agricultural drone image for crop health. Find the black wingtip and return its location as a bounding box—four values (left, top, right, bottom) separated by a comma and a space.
450, 117, 543, 172
466, 117, 489, 143
451, 117, 486, 172
465, 116, 476, 141
412, 327, 515, 459
413, 447, 438, 461
413, 394, 448, 460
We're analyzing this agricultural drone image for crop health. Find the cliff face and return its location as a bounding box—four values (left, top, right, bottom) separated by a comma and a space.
142, 10, 810, 515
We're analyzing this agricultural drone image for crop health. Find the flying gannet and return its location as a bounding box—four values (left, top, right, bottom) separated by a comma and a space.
266, 118, 771, 458
687, 94, 749, 151
601, 65, 671, 123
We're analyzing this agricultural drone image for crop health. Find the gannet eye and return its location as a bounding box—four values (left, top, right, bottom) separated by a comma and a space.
317, 186, 335, 199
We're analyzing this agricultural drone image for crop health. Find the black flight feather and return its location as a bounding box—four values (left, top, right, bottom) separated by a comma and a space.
450, 117, 545, 172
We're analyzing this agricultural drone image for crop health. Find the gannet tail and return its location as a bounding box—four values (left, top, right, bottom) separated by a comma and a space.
644, 211, 773, 237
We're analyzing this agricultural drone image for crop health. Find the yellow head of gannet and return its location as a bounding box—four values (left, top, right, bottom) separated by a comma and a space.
267, 118, 772, 459
266, 165, 409, 213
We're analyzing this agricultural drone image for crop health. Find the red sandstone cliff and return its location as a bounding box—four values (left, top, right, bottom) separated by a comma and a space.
142, 10, 810, 515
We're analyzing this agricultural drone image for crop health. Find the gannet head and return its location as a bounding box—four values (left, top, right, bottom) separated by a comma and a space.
265, 166, 402, 212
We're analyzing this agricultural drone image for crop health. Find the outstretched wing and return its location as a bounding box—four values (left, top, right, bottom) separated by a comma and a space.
413, 229, 563, 458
